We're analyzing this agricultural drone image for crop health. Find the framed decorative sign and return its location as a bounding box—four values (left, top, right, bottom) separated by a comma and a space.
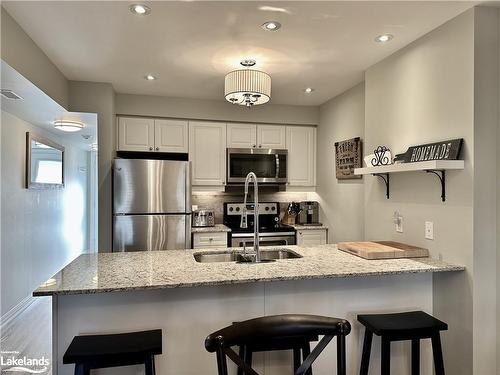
396, 138, 463, 163
334, 137, 362, 180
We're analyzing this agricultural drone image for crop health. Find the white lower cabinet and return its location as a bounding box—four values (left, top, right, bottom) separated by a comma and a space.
286, 126, 316, 186
189, 121, 227, 186
193, 231, 227, 249
296, 229, 327, 246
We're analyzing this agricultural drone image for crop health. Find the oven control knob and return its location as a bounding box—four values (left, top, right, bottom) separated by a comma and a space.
265, 206, 269, 211
236, 207, 240, 212
229, 207, 233, 212
271, 206, 276, 211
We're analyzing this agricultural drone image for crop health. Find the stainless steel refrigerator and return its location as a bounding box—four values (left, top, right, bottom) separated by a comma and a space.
113, 159, 192, 251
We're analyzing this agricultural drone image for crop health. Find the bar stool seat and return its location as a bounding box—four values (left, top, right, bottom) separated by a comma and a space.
357, 311, 447, 375
63, 329, 162, 375
206, 314, 351, 375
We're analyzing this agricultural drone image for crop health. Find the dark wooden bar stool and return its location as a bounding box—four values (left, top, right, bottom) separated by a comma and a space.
206, 314, 351, 375
357, 311, 447, 375
63, 329, 162, 375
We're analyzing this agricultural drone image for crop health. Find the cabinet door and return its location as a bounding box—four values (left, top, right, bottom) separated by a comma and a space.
154, 119, 188, 153
117, 117, 155, 151
296, 229, 327, 246
189, 121, 227, 186
257, 125, 286, 149
227, 123, 257, 148
286, 126, 316, 186
193, 232, 227, 249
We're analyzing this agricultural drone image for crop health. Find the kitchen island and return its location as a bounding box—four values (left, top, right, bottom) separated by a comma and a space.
37, 245, 463, 375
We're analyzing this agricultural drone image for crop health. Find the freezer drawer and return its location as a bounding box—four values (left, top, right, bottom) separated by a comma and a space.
114, 159, 191, 214
113, 214, 191, 251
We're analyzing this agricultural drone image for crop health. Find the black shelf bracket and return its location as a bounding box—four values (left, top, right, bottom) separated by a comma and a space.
372, 173, 390, 199
425, 170, 446, 202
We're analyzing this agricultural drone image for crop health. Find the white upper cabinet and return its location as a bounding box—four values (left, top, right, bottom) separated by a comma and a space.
227, 123, 286, 149
154, 119, 188, 153
189, 121, 227, 186
118, 117, 155, 152
257, 125, 286, 149
227, 124, 257, 148
286, 126, 316, 186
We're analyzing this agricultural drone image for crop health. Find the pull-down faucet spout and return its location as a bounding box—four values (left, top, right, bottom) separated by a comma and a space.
240, 172, 261, 262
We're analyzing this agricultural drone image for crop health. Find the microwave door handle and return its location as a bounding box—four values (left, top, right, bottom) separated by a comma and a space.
275, 154, 280, 178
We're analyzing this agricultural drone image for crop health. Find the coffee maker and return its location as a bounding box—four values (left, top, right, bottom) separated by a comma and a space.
298, 201, 321, 226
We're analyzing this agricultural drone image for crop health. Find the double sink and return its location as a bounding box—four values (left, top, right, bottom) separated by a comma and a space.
194, 248, 302, 263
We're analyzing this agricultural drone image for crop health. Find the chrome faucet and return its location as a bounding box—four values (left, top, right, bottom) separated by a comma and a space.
240, 172, 261, 262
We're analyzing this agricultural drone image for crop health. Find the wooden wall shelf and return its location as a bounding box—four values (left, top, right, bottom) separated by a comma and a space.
354, 160, 465, 201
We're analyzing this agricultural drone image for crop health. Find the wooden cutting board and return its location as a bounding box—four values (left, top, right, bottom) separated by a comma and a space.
337, 241, 429, 260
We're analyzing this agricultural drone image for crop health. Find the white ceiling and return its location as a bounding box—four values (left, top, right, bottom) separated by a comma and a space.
1, 61, 97, 150
3, 1, 474, 106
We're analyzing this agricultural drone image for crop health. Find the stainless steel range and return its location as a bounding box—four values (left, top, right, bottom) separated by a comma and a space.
223, 202, 296, 247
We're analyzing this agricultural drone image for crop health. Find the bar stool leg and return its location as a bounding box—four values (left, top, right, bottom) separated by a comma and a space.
337, 334, 346, 375
302, 343, 313, 375
411, 339, 420, 375
237, 346, 244, 375
216, 347, 229, 375
293, 347, 301, 372
359, 330, 373, 375
74, 363, 88, 375
144, 355, 154, 375
431, 333, 445, 375
381, 337, 391, 375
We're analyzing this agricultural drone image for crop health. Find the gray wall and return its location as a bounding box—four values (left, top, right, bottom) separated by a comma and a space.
116, 93, 319, 126
364, 9, 475, 373
472, 8, 498, 374
1, 7, 68, 109
1, 110, 89, 314
317, 83, 365, 243
68, 81, 115, 251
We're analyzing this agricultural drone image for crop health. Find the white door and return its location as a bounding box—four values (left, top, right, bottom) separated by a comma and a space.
227, 123, 257, 148
117, 117, 155, 152
297, 230, 327, 246
257, 125, 286, 149
154, 119, 188, 153
189, 121, 227, 185
286, 126, 316, 186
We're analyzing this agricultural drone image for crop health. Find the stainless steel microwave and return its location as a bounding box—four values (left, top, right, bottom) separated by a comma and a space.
227, 148, 287, 184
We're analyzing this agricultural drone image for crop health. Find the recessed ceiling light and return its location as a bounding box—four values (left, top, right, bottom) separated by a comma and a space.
129, 4, 151, 16
53, 120, 85, 132
145, 74, 157, 81
304, 88, 314, 94
261, 21, 281, 31
375, 34, 393, 43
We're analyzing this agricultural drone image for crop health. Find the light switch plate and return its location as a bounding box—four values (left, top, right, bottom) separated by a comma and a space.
425, 221, 434, 240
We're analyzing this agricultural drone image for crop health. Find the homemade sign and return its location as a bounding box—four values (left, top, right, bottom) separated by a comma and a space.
396, 138, 463, 163
334, 137, 362, 179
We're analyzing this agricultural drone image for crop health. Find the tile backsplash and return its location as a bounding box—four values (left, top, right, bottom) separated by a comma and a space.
192, 190, 312, 223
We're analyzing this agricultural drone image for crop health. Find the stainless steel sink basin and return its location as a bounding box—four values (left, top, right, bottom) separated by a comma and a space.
193, 249, 302, 263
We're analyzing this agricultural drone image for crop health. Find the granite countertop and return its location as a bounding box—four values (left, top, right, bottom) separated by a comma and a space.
33, 245, 464, 297
292, 224, 328, 230
191, 224, 231, 233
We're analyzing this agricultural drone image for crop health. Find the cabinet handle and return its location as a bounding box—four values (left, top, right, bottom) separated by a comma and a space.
149, 147, 153, 151
252, 144, 256, 148
259, 145, 262, 148
156, 147, 159, 151
299, 232, 303, 235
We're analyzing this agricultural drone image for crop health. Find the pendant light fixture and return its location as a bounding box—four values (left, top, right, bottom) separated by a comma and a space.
224, 60, 271, 107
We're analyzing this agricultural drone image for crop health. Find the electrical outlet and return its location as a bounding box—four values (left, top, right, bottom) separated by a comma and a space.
425, 221, 434, 240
